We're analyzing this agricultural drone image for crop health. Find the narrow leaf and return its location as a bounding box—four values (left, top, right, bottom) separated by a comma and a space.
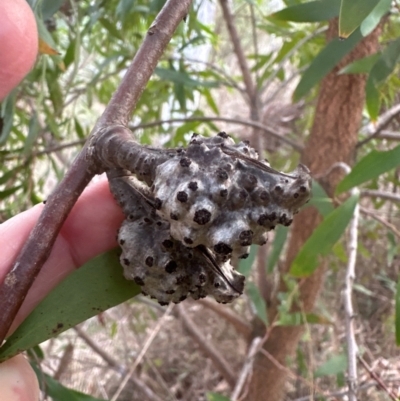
247, 282, 268, 325
206, 393, 231, 401
365, 78, 380, 121
336, 144, 400, 194
339, 53, 380, 75
155, 67, 218, 88
238, 244, 257, 278
307, 180, 334, 217
0, 91, 16, 146
360, 0, 391, 37
290, 194, 359, 277
0, 250, 139, 362
267, 226, 288, 273
339, 0, 380, 39
293, 29, 362, 101
270, 0, 340, 22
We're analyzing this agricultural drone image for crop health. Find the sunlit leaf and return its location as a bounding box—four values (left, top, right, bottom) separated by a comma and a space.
339, 53, 380, 74
290, 194, 359, 277
336, 144, 400, 194
270, 0, 340, 22
365, 79, 380, 121
339, 0, 380, 38
360, 0, 391, 37
0, 250, 139, 362
206, 393, 231, 401
293, 29, 362, 101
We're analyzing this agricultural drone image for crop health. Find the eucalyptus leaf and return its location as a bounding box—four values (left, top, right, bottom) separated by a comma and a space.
270, 0, 340, 22
360, 0, 391, 37
336, 144, 400, 194
247, 282, 268, 325
267, 226, 288, 273
293, 29, 362, 101
0, 250, 139, 362
290, 194, 359, 277
339, 0, 380, 38
314, 354, 347, 377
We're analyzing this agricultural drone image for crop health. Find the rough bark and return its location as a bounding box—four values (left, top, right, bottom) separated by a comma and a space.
246, 21, 381, 401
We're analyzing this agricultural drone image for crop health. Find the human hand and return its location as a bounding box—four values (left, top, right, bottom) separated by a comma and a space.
0, 2, 123, 398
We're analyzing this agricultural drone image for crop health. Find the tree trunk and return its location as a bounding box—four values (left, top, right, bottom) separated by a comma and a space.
246, 21, 381, 401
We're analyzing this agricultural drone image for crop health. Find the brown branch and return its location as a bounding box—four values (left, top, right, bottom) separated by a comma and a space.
358, 356, 398, 401
197, 298, 252, 339
359, 206, 400, 239
129, 116, 303, 150
176, 303, 237, 388
0, 0, 193, 345
361, 189, 400, 203
219, 0, 256, 102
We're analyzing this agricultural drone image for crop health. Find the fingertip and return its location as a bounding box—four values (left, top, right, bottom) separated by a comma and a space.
0, 354, 39, 401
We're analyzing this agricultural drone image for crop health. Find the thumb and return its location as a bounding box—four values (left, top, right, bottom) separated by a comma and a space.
0, 355, 40, 401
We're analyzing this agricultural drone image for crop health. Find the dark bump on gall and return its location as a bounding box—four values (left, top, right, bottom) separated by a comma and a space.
275, 185, 282, 192
199, 273, 206, 283
119, 239, 125, 245
184, 237, 193, 245
154, 198, 162, 210
156, 221, 162, 226
216, 168, 228, 181
166, 289, 175, 294
193, 209, 211, 225
300, 185, 307, 193
134, 277, 145, 286
129, 214, 134, 220
188, 181, 198, 191
162, 239, 173, 248
239, 253, 249, 259
165, 260, 177, 273
170, 212, 179, 220
144, 217, 151, 223
180, 157, 191, 167
145, 256, 154, 267
293, 193, 299, 199
179, 295, 187, 302
239, 230, 253, 246
217, 131, 229, 139
177, 191, 188, 203
214, 282, 221, 288
214, 242, 232, 255
220, 189, 228, 197
269, 212, 277, 221
159, 301, 169, 306
123, 258, 130, 266
257, 214, 268, 226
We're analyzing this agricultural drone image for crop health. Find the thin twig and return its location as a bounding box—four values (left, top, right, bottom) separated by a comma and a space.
359, 206, 400, 239
358, 356, 398, 401
361, 189, 400, 203
357, 103, 400, 147
129, 116, 303, 150
111, 304, 174, 401
74, 326, 164, 401
231, 337, 262, 401
0, 0, 193, 345
344, 186, 360, 401
176, 303, 237, 388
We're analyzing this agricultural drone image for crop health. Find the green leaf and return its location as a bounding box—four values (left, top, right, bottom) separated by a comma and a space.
270, 0, 340, 22
0, 90, 16, 146
206, 393, 231, 401
336, 144, 400, 194
339, 53, 380, 74
339, 0, 380, 38
0, 185, 22, 200
0, 250, 139, 362
247, 282, 268, 325
360, 0, 391, 37
365, 78, 380, 121
24, 113, 41, 154
314, 354, 347, 377
293, 29, 362, 101
290, 194, 359, 277
32, 364, 106, 401
99, 18, 123, 41
267, 226, 288, 273
238, 244, 257, 278
307, 180, 334, 218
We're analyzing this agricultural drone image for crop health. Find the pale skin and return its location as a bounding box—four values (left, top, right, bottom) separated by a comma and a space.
0, 1, 124, 399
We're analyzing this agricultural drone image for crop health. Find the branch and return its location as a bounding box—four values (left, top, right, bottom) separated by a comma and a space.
197, 298, 252, 339
129, 116, 303, 150
361, 189, 400, 203
344, 187, 360, 401
176, 303, 237, 388
359, 206, 400, 239
357, 103, 400, 147
218, 0, 256, 102
358, 356, 398, 401
0, 0, 193, 344
231, 337, 262, 401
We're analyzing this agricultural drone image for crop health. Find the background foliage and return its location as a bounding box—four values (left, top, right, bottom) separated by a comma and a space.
1, 0, 400, 400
